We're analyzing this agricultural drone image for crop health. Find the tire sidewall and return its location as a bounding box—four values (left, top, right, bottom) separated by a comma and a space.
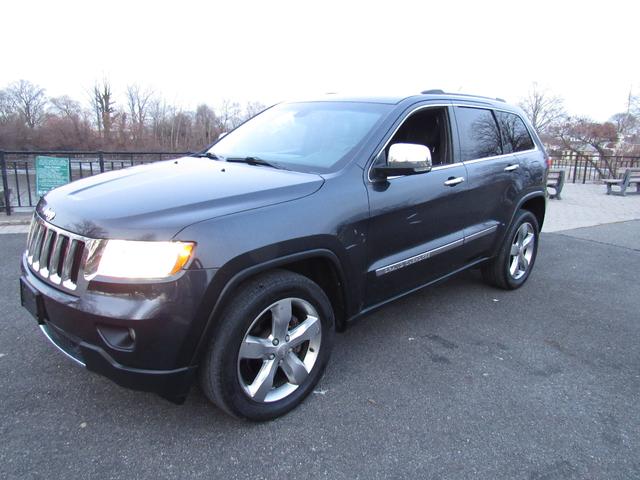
210, 276, 334, 420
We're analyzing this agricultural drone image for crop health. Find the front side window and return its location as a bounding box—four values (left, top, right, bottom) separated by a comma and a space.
455, 107, 502, 161
208, 101, 392, 173
495, 111, 535, 153
383, 107, 451, 166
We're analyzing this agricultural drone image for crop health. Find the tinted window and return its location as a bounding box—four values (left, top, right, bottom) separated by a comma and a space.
455, 107, 502, 161
209, 101, 392, 173
495, 111, 535, 153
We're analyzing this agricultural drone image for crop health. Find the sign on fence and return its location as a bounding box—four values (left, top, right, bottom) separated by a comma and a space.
36, 156, 70, 197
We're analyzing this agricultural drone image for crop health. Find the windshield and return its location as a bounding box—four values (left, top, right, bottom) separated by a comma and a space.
208, 101, 392, 173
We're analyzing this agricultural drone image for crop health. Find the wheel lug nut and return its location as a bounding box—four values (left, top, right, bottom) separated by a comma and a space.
285, 335, 290, 342
272, 338, 279, 346
268, 354, 275, 360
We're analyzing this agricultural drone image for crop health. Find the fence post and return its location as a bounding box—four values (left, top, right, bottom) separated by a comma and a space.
1, 151, 11, 215
572, 156, 578, 183
98, 151, 105, 173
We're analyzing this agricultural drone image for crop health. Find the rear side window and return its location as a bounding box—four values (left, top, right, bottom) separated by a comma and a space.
495, 111, 535, 153
454, 107, 502, 161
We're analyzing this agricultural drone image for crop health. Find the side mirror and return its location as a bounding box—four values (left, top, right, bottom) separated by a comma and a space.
372, 143, 432, 180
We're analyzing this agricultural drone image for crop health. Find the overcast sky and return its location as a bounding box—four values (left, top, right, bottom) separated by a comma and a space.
2, 0, 638, 121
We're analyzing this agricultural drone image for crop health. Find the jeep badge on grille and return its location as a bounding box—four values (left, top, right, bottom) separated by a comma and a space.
43, 208, 56, 222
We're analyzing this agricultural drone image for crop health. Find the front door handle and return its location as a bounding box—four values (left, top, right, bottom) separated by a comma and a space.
444, 176, 465, 186
504, 164, 519, 172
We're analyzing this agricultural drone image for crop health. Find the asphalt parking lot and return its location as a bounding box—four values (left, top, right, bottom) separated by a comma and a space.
1, 222, 639, 480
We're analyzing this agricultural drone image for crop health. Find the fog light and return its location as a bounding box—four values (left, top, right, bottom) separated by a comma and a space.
97, 325, 136, 351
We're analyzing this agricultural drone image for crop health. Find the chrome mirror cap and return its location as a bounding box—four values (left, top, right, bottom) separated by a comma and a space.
388, 143, 432, 172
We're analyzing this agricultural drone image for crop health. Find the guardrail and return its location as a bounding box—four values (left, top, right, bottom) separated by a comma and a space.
0, 150, 191, 214
548, 153, 640, 184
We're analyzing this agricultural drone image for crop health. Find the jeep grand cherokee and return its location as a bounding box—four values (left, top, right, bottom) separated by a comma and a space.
20, 91, 548, 420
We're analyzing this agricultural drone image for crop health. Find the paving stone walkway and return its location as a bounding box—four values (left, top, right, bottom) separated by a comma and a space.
542, 183, 640, 232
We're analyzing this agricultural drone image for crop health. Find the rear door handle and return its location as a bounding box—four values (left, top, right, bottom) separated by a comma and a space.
504, 164, 519, 172
444, 176, 465, 186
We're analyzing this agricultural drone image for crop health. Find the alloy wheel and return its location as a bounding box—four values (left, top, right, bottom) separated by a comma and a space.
509, 222, 535, 280
237, 298, 322, 403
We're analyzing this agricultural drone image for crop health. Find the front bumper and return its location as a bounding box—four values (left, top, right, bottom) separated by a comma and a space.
20, 255, 216, 403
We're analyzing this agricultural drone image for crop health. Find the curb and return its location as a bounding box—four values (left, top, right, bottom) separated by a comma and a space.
0, 218, 32, 226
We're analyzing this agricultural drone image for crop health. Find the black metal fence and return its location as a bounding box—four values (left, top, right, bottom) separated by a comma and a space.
2, 150, 640, 215
1, 150, 190, 214
548, 153, 640, 184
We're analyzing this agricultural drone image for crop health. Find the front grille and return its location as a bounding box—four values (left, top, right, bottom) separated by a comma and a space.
26, 216, 87, 292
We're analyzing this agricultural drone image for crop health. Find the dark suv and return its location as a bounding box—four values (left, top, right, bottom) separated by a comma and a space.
20, 91, 547, 420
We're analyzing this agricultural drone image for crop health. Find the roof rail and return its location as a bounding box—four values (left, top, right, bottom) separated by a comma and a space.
420, 89, 507, 103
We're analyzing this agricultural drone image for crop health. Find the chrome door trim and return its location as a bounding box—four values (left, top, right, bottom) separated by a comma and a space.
464, 225, 498, 242
374, 224, 498, 277
375, 238, 464, 276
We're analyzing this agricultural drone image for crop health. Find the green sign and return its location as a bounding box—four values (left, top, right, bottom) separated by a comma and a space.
36, 156, 70, 197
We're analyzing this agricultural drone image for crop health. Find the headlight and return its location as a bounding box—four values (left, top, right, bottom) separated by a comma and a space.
94, 240, 195, 279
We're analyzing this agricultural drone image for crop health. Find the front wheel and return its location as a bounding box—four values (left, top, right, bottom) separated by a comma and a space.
199, 270, 335, 421
482, 209, 540, 290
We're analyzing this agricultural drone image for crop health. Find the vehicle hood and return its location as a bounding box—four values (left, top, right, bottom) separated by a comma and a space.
38, 157, 324, 240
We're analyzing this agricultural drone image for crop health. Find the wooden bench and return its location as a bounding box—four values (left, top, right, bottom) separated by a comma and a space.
603, 167, 640, 196
546, 169, 565, 199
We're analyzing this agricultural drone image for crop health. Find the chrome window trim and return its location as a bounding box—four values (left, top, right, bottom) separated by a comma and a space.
374, 224, 498, 276
366, 102, 539, 183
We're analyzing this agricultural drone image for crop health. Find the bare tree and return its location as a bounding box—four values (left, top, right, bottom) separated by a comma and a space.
6, 79, 47, 129
216, 99, 242, 132
552, 118, 618, 176
92, 79, 116, 140
0, 90, 14, 123
609, 112, 637, 137
519, 82, 566, 134
126, 84, 154, 142
50, 95, 82, 119
194, 104, 218, 146
244, 101, 267, 120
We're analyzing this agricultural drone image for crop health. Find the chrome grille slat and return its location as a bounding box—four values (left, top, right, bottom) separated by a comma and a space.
27, 221, 41, 261
25, 215, 88, 293
31, 224, 46, 270
39, 229, 55, 276
61, 240, 78, 284
48, 234, 64, 280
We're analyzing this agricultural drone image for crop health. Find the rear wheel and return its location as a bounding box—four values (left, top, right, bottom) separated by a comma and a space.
199, 269, 334, 421
482, 209, 539, 290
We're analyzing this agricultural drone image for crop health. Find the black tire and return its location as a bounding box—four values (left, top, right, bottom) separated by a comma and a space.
481, 209, 540, 290
199, 269, 335, 421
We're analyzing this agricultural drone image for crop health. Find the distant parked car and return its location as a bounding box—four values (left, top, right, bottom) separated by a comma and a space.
20, 91, 548, 420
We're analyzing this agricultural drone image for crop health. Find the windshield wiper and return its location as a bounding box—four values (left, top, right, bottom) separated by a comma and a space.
192, 152, 221, 160
225, 156, 286, 170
